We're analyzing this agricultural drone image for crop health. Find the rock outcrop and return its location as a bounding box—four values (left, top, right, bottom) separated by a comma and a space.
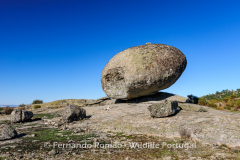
0, 124, 17, 140
101, 43, 187, 100
11, 109, 33, 123
178, 103, 208, 112
62, 105, 86, 123
148, 100, 178, 118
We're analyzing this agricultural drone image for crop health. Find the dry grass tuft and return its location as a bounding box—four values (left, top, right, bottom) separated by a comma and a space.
179, 126, 191, 139
3, 106, 14, 115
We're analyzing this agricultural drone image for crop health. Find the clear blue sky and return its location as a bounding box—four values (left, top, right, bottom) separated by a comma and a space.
1, 0, 240, 105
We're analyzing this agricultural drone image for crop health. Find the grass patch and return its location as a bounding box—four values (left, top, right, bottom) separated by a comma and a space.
0, 120, 11, 125
23, 128, 96, 143
25, 123, 38, 126
33, 113, 61, 119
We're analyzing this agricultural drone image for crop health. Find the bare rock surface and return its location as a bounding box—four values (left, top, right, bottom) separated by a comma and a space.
0, 124, 17, 141
148, 100, 178, 118
101, 43, 187, 99
64, 93, 240, 147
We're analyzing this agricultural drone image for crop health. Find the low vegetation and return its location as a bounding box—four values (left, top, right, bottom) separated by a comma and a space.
197, 88, 240, 111
34, 105, 41, 109
179, 126, 191, 139
2, 106, 14, 115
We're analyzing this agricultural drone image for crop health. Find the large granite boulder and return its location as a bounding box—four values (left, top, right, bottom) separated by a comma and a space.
11, 109, 33, 123
101, 43, 187, 100
148, 100, 178, 118
0, 124, 17, 140
62, 105, 86, 123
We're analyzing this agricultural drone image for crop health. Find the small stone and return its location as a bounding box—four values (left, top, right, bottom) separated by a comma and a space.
48, 149, 57, 155
148, 100, 178, 118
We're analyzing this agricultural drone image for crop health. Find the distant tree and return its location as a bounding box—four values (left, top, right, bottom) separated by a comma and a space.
32, 99, 43, 104
222, 89, 229, 93
237, 88, 240, 92
216, 91, 220, 94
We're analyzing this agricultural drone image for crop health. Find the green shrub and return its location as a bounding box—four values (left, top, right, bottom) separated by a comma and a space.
207, 102, 217, 108
230, 94, 238, 99
236, 100, 240, 107
223, 97, 229, 102
217, 106, 224, 110
32, 99, 43, 104
226, 100, 234, 107
34, 105, 41, 109
0, 107, 3, 111
198, 98, 207, 106
3, 106, 14, 114
224, 106, 231, 110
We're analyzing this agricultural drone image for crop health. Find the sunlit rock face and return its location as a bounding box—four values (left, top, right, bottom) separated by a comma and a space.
101, 43, 187, 100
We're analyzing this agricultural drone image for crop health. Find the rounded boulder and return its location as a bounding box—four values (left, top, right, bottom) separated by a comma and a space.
101, 43, 187, 100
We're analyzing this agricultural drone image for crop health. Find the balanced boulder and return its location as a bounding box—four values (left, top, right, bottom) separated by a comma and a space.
0, 124, 17, 140
148, 100, 178, 118
62, 104, 86, 123
11, 109, 33, 123
101, 43, 187, 100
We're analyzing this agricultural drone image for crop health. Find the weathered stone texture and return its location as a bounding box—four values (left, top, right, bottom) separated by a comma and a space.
148, 100, 178, 118
178, 103, 208, 112
62, 104, 86, 123
11, 109, 33, 123
0, 124, 17, 140
101, 43, 187, 99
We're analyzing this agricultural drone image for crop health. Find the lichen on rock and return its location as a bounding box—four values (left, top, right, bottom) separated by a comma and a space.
101, 43, 187, 100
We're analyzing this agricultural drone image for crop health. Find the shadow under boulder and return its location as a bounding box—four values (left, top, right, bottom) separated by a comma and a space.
115, 92, 176, 104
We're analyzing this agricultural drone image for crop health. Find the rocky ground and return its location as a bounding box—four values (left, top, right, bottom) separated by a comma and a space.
1, 92, 240, 159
